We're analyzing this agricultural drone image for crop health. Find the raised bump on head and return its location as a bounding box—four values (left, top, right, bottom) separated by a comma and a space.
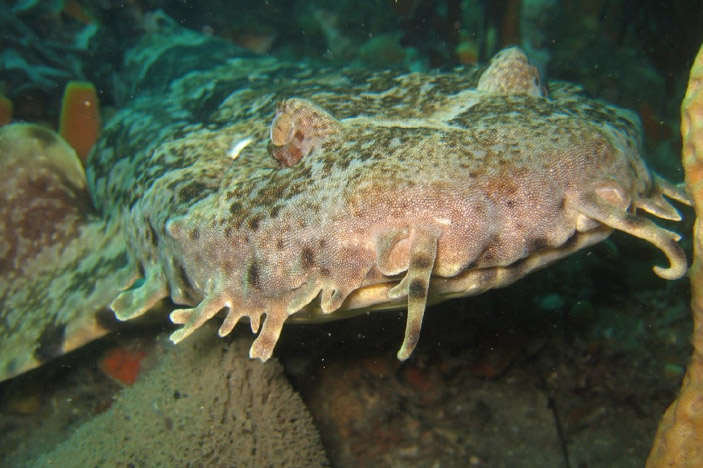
268, 98, 341, 167
477, 47, 547, 98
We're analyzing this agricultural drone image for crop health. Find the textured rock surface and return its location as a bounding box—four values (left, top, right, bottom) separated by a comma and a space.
26, 325, 329, 468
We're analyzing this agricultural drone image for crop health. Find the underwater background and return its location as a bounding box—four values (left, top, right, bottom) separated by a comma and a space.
1, 1, 703, 467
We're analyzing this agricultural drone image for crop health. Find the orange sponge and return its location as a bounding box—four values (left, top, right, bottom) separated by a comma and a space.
59, 81, 101, 163
99, 347, 147, 386
0, 96, 12, 127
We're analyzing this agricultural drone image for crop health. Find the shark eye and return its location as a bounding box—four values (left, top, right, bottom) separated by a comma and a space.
270, 112, 294, 146
267, 98, 341, 168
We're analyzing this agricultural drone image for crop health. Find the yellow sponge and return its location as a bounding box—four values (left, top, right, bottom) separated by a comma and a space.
647, 43, 703, 468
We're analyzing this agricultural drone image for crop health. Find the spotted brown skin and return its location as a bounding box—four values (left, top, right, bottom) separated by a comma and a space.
99, 46, 689, 362
0, 124, 133, 380
0, 40, 691, 381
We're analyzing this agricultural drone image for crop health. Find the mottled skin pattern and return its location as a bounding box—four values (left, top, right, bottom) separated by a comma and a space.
0, 28, 690, 381
0, 125, 132, 378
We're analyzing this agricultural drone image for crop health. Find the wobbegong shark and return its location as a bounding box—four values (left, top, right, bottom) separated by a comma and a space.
0, 25, 690, 382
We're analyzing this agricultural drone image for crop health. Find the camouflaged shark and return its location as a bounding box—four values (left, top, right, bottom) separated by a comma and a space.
0, 26, 691, 382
